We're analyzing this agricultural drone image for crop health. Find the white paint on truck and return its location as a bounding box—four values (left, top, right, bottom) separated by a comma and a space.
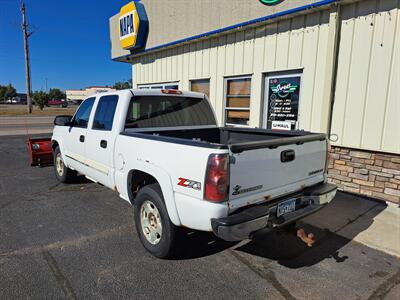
52, 89, 336, 257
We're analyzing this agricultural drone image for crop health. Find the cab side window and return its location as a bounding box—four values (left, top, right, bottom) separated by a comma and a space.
73, 97, 95, 128
92, 95, 119, 131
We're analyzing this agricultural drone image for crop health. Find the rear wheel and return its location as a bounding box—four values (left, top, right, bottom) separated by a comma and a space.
134, 183, 180, 258
53, 146, 77, 183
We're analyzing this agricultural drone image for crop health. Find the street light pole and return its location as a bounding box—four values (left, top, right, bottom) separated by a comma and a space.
21, 2, 33, 114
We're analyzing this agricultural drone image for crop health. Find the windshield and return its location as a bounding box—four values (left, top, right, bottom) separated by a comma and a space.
125, 96, 216, 129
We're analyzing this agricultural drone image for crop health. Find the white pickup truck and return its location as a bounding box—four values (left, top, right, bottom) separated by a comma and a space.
52, 89, 336, 258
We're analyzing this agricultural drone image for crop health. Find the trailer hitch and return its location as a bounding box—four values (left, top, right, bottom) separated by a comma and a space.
296, 228, 315, 247
281, 223, 316, 247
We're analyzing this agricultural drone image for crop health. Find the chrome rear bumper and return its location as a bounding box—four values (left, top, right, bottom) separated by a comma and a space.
211, 183, 337, 242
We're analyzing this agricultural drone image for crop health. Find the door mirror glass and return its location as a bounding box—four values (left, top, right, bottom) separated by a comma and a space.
54, 115, 72, 126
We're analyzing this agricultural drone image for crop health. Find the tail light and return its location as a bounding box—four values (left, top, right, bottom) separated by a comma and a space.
204, 154, 229, 202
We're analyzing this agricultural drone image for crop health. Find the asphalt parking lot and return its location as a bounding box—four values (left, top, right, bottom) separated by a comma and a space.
0, 134, 399, 300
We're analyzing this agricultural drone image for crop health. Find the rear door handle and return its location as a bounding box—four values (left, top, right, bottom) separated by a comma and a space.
281, 150, 295, 163
79, 135, 85, 143
100, 140, 107, 149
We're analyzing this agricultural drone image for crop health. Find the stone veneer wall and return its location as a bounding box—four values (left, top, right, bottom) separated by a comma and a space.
327, 146, 400, 204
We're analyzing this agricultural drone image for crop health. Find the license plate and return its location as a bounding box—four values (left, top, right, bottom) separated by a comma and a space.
277, 199, 296, 217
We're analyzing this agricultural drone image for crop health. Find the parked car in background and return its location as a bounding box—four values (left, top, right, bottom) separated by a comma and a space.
6, 98, 20, 104
47, 99, 68, 108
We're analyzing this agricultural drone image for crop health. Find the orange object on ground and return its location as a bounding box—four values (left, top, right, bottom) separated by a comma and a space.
297, 228, 316, 247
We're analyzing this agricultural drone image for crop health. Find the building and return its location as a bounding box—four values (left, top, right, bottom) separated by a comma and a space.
66, 86, 116, 102
109, 0, 400, 204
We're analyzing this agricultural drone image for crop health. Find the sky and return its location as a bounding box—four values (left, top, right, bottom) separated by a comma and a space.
0, 0, 132, 93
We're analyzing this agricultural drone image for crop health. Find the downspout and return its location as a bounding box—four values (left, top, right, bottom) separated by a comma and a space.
327, 2, 342, 138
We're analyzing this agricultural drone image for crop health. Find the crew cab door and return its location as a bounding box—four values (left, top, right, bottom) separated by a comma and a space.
84, 95, 119, 188
63, 97, 95, 173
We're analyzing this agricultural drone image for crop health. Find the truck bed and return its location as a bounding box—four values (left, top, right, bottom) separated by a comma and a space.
123, 127, 326, 153
123, 126, 328, 210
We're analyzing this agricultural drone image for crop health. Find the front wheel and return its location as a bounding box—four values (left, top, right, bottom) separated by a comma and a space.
134, 184, 180, 258
53, 146, 77, 183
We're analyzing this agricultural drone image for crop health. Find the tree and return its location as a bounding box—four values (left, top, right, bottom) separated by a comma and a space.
0, 84, 17, 100
5, 84, 17, 99
0, 85, 6, 101
32, 91, 49, 110
113, 80, 132, 90
48, 88, 65, 100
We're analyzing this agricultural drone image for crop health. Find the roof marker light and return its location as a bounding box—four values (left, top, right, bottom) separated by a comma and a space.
161, 89, 182, 95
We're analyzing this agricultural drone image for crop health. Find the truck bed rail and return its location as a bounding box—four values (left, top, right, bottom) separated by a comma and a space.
229, 133, 326, 154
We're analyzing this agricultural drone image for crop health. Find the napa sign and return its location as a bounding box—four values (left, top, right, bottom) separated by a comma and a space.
118, 1, 148, 51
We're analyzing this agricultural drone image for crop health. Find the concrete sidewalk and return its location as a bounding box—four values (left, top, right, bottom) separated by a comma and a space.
304, 191, 400, 258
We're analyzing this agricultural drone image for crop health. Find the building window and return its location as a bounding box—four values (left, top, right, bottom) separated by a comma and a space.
263, 70, 302, 130
138, 82, 179, 90
190, 79, 210, 98
164, 84, 179, 90
225, 77, 251, 126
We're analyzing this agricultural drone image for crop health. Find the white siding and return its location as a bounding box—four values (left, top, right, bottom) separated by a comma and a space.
133, 10, 331, 132
139, 0, 324, 50
331, 0, 400, 154
132, 1, 399, 154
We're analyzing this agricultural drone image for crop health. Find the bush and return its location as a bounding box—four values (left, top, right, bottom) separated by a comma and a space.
32, 91, 49, 110
48, 88, 65, 100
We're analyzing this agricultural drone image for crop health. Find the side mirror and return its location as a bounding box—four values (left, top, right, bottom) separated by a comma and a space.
54, 115, 72, 126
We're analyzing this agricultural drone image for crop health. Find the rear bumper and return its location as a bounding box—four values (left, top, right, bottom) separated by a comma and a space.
211, 183, 337, 241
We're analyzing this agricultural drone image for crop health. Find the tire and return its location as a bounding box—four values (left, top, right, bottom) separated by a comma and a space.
134, 183, 180, 258
53, 146, 77, 183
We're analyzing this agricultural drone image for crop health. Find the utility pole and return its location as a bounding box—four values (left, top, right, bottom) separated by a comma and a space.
21, 2, 33, 113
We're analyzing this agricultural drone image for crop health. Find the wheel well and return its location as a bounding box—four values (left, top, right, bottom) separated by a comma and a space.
52, 140, 59, 151
128, 170, 158, 203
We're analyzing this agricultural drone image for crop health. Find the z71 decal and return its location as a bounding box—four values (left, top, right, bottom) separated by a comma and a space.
177, 178, 201, 190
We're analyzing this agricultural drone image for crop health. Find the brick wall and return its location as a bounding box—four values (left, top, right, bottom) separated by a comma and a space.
327, 146, 400, 204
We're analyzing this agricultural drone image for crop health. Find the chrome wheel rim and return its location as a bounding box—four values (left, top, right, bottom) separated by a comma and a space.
56, 153, 64, 176
140, 200, 162, 245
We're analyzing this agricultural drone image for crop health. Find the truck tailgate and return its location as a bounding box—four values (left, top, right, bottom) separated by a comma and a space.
228, 135, 327, 210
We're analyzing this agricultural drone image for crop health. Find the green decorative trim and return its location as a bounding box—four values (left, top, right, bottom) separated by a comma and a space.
270, 81, 298, 98
259, 0, 282, 5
